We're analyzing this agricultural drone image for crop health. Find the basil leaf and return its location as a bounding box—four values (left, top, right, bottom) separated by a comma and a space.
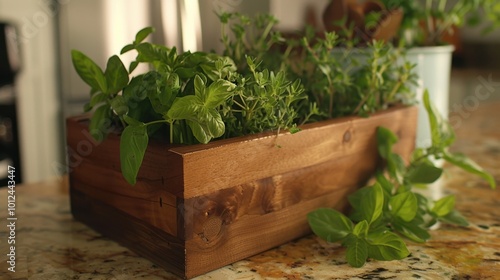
71, 50, 107, 93
121, 44, 135, 55
135, 27, 155, 44
89, 92, 108, 108
104, 55, 129, 95
443, 151, 496, 189
438, 209, 469, 227
377, 126, 398, 159
375, 171, 393, 195
120, 124, 149, 185
387, 153, 406, 183
392, 218, 430, 243
345, 234, 368, 268
389, 191, 418, 222
205, 79, 237, 108
423, 89, 455, 148
431, 195, 455, 217
307, 208, 353, 243
110, 95, 128, 116
405, 161, 443, 184
361, 184, 384, 225
89, 104, 111, 142
353, 220, 369, 238
167, 95, 201, 120
366, 230, 410, 261
136, 43, 160, 62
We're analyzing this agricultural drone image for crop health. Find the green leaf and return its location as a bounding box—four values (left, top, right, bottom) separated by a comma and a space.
110, 95, 128, 116
104, 55, 129, 94
71, 50, 107, 93
431, 195, 455, 217
377, 126, 398, 159
366, 230, 410, 261
375, 171, 393, 195
134, 27, 154, 44
392, 218, 430, 243
423, 89, 455, 148
353, 220, 369, 238
389, 191, 418, 222
387, 153, 406, 183
307, 208, 353, 243
89, 104, 111, 142
120, 124, 149, 185
344, 234, 368, 268
129, 61, 139, 73
135, 43, 160, 62
443, 151, 496, 189
167, 95, 201, 121
360, 184, 384, 225
438, 209, 469, 227
120, 44, 135, 55
405, 161, 443, 184
89, 92, 108, 108
204, 79, 236, 108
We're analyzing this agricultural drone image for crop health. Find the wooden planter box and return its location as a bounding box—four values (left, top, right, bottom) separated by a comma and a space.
66, 105, 417, 279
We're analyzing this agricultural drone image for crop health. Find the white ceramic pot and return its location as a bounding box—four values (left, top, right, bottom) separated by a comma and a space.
406, 45, 455, 148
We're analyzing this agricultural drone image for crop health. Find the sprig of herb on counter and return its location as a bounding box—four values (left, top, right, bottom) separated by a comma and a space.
308, 90, 496, 268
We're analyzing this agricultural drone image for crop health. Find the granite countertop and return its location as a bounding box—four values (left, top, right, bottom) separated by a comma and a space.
1, 99, 499, 279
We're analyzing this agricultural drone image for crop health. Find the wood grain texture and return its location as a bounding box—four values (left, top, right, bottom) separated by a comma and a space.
173, 105, 417, 198
66, 105, 418, 279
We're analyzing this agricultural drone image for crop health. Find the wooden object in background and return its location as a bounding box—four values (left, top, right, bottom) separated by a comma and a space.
66, 105, 418, 279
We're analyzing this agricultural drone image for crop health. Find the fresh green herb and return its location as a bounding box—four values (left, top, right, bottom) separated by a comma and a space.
71, 14, 418, 185
308, 90, 496, 267
72, 26, 306, 185
379, 0, 500, 47
218, 13, 418, 120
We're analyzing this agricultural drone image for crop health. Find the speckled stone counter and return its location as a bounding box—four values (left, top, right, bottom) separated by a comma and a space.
1, 91, 499, 279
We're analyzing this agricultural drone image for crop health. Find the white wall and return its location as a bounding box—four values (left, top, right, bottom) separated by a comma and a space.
0, 0, 63, 183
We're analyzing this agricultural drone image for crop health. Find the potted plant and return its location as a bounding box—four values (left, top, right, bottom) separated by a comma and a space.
66, 13, 494, 279
322, 0, 500, 147
67, 19, 415, 278
381, 0, 500, 148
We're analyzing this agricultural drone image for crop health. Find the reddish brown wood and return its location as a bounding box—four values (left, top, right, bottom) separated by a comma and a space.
66, 105, 418, 279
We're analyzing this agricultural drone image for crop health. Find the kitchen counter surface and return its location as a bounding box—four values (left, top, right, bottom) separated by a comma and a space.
1, 99, 499, 279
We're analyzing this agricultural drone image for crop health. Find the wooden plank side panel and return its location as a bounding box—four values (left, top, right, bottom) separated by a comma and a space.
183, 185, 356, 278
180, 150, 377, 239
71, 167, 179, 236
66, 117, 182, 236
178, 106, 418, 197
65, 117, 185, 196
70, 187, 186, 278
